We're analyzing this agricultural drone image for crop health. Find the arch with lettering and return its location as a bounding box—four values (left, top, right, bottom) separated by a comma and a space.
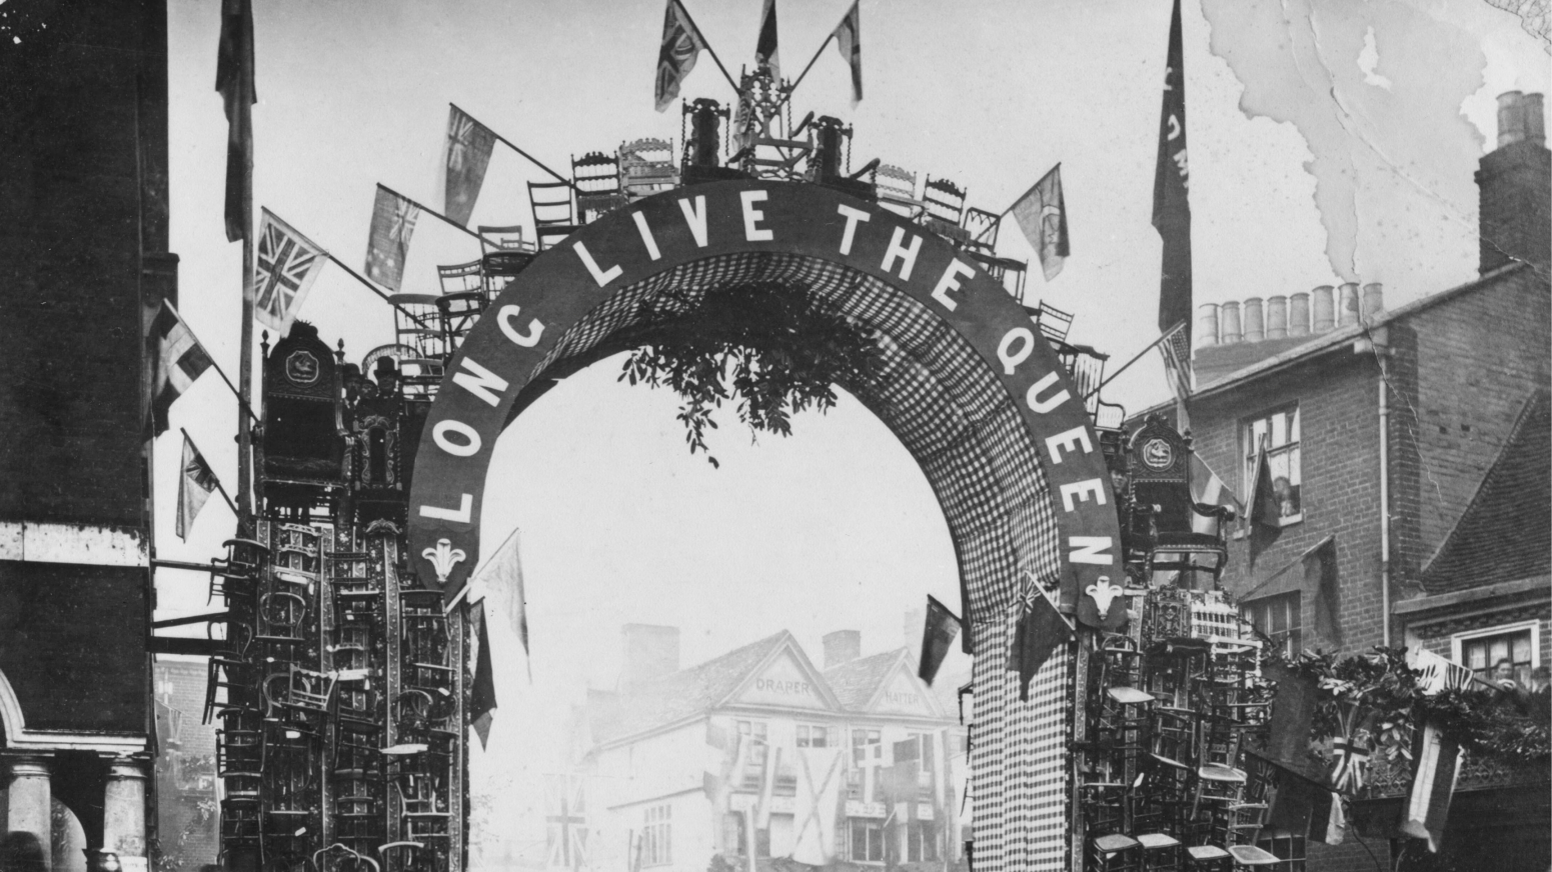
409, 179, 1119, 627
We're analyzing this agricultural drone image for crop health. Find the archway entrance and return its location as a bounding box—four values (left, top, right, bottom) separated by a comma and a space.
409, 178, 1122, 870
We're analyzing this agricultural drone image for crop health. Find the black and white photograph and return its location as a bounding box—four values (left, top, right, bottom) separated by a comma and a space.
0, 1, 1547, 871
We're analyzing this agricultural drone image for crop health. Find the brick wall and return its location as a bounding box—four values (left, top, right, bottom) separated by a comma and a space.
0, 0, 170, 528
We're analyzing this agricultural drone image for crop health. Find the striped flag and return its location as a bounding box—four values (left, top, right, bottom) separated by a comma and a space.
364, 184, 420, 292
917, 595, 961, 686
149, 302, 216, 436
1190, 451, 1239, 533
832, 1, 861, 104
654, 0, 707, 112
176, 432, 219, 540
1401, 720, 1461, 852
254, 209, 327, 334
443, 106, 497, 227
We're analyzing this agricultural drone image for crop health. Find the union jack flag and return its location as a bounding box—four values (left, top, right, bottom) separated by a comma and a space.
655, 0, 706, 112
365, 185, 421, 292
444, 106, 496, 226
254, 208, 327, 333
544, 773, 589, 870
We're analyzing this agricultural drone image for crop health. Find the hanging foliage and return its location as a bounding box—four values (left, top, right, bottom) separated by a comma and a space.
1267, 646, 1551, 768
620, 280, 885, 467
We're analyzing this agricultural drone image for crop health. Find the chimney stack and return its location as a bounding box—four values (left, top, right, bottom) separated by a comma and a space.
1478, 91, 1551, 275
1219, 301, 1242, 344
823, 630, 862, 669
1242, 297, 1265, 343
620, 624, 680, 688
1265, 295, 1288, 340
1361, 283, 1384, 319
1337, 283, 1360, 327
1311, 286, 1335, 332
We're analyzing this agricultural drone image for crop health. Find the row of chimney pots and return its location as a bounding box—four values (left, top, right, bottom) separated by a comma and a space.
1195, 282, 1384, 347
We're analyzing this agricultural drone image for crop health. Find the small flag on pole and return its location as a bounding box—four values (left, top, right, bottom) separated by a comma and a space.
1157, 319, 1192, 430
1189, 451, 1240, 533
1153, 0, 1193, 352
655, 0, 708, 112
1305, 536, 1340, 645
364, 184, 420, 292
918, 595, 961, 686
464, 527, 533, 747
215, 0, 255, 243
1401, 719, 1462, 852
1006, 578, 1073, 702
1247, 436, 1282, 565
149, 302, 216, 436
831, 1, 862, 104
468, 600, 496, 748
443, 106, 497, 227
176, 433, 219, 541
254, 209, 327, 334
756, 0, 780, 83
1010, 164, 1069, 281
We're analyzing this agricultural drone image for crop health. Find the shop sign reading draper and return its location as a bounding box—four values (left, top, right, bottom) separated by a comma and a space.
407, 180, 1122, 628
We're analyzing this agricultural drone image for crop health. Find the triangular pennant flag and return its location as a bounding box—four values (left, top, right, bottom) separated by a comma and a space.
176, 432, 219, 541
831, 1, 861, 104
655, 0, 707, 112
364, 184, 420, 292
149, 301, 216, 436
918, 595, 961, 685
1010, 164, 1069, 281
255, 209, 328, 334
443, 106, 497, 227
1247, 436, 1282, 565
756, 0, 780, 83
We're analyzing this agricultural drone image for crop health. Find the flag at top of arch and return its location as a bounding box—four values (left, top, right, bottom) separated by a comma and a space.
655, 0, 707, 112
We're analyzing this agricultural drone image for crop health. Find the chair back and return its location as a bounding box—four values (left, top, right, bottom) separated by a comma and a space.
573, 151, 626, 223
620, 138, 678, 200
527, 180, 577, 249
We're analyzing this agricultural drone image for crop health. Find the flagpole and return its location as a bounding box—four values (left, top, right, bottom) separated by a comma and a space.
783, 32, 835, 98
181, 428, 241, 519
379, 183, 493, 246
206, 355, 261, 424
1082, 320, 1184, 400
674, 0, 740, 94
321, 251, 439, 332
451, 103, 580, 193
235, 10, 256, 521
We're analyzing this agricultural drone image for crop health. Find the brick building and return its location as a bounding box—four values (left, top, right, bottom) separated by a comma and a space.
0, 1, 174, 868
1132, 91, 1549, 869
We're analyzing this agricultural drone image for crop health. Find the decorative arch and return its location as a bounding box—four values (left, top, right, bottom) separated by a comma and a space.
409, 179, 1120, 625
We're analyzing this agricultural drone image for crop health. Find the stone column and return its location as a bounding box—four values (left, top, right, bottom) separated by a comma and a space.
102, 757, 148, 870
3, 753, 53, 869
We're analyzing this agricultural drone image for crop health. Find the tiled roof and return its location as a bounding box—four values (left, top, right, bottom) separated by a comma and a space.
591, 631, 791, 744
1421, 390, 1551, 593
822, 649, 907, 711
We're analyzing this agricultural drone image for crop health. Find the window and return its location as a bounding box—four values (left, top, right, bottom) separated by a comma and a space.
642, 804, 671, 866
738, 720, 769, 766
1454, 622, 1540, 686
849, 819, 884, 862
797, 724, 838, 748
1241, 592, 1302, 657
907, 820, 939, 862
851, 728, 881, 764
1244, 406, 1302, 522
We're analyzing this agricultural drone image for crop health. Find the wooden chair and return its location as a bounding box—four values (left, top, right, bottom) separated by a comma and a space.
572, 151, 627, 224
922, 176, 969, 241
873, 164, 924, 218
528, 180, 577, 250
620, 138, 678, 201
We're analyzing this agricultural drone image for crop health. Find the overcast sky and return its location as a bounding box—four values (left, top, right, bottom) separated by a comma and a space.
152, 0, 1547, 823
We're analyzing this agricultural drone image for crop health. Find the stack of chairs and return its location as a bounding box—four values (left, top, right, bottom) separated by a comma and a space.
329, 548, 386, 855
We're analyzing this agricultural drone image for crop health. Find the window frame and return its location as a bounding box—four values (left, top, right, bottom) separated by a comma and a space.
1452, 620, 1540, 680
848, 819, 884, 862
1240, 591, 1303, 657
642, 803, 672, 867
1241, 404, 1303, 526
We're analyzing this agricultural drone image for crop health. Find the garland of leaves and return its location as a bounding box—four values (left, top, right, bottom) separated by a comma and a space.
620, 280, 885, 467
1267, 646, 1551, 767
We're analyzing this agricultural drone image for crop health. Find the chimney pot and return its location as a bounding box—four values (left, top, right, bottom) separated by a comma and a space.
1288, 292, 1311, 337
1524, 93, 1545, 147
1265, 295, 1288, 340
1219, 301, 1242, 344
1242, 297, 1265, 343
1361, 283, 1384, 319
1196, 304, 1220, 347
1311, 286, 1335, 332
1337, 283, 1360, 327
1498, 90, 1527, 148
823, 630, 862, 669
